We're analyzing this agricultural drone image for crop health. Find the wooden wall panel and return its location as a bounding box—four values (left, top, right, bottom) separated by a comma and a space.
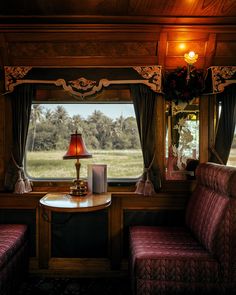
167, 31, 209, 41
3, 28, 160, 66
8, 42, 157, 58
0, 97, 5, 189
167, 41, 206, 56
165, 56, 205, 69
215, 41, 236, 57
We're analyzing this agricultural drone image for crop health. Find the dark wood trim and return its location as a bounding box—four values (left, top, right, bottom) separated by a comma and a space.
157, 32, 168, 68
204, 33, 217, 69
200, 95, 209, 163
1, 16, 236, 26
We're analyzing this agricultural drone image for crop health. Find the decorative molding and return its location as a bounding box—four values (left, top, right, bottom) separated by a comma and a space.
4, 66, 32, 91
68, 77, 97, 91
210, 66, 236, 93
133, 66, 162, 93
4, 66, 162, 99
8, 42, 157, 58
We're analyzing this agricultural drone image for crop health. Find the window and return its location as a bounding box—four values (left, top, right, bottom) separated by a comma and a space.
227, 129, 236, 167
218, 102, 236, 167
25, 103, 143, 180
165, 98, 200, 180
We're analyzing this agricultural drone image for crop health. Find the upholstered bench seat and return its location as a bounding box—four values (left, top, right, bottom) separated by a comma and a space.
130, 226, 220, 294
0, 224, 28, 269
129, 163, 236, 294
0, 224, 29, 295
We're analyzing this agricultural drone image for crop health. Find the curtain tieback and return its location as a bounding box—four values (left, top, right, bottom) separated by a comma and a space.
135, 154, 156, 196
209, 146, 224, 165
11, 154, 32, 194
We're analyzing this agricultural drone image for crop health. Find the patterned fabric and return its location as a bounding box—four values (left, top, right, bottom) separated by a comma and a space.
0, 241, 28, 295
214, 199, 236, 289
0, 224, 28, 270
195, 162, 236, 197
185, 185, 229, 252
129, 163, 236, 294
130, 226, 221, 294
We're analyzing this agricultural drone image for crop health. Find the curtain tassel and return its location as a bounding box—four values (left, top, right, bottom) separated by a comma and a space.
135, 154, 156, 196
24, 176, 32, 193
135, 172, 146, 194
14, 170, 26, 194
143, 172, 155, 196
12, 154, 32, 194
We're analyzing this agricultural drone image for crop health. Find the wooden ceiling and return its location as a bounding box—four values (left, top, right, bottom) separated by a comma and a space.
0, 0, 236, 69
1, 0, 236, 22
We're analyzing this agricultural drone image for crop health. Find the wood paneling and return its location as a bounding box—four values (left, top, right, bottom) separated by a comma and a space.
199, 95, 210, 163
0, 25, 236, 68
8, 42, 157, 58
0, 191, 189, 275
1, 0, 235, 17
167, 41, 206, 56
215, 41, 236, 57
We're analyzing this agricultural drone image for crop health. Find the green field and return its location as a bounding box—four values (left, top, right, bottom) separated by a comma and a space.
25, 148, 236, 180
26, 149, 143, 179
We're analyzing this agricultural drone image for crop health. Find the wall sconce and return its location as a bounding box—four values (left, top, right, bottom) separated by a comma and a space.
184, 51, 198, 82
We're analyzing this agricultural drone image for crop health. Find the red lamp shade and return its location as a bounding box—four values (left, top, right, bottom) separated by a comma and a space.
63, 133, 92, 159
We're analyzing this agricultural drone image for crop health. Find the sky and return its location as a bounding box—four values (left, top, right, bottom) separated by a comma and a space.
44, 103, 135, 119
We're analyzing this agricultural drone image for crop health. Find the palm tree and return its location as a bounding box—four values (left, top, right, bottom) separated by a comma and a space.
30, 104, 43, 151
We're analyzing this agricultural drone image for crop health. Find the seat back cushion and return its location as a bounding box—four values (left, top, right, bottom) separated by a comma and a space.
185, 162, 236, 253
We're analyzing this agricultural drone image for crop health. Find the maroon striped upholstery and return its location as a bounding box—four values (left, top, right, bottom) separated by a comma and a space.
0, 224, 29, 295
185, 185, 229, 252
130, 226, 221, 294
129, 163, 236, 294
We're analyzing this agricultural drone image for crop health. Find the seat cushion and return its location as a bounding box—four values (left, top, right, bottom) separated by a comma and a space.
0, 224, 28, 270
130, 226, 220, 293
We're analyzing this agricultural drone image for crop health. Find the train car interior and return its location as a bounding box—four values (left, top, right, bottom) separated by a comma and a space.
0, 1, 236, 294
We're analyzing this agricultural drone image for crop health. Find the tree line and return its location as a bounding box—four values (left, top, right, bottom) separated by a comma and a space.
27, 105, 141, 152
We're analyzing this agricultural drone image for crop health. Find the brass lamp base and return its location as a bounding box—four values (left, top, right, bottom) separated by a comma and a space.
69, 179, 88, 196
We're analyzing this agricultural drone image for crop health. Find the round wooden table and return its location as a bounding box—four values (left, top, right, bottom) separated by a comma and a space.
39, 192, 111, 212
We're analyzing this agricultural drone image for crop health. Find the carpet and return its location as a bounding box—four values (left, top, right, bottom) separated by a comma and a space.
17, 276, 132, 295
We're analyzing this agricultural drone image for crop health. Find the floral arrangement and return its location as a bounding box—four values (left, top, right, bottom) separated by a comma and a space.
164, 66, 204, 103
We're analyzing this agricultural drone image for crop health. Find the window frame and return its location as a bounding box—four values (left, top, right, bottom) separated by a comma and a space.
24, 88, 143, 188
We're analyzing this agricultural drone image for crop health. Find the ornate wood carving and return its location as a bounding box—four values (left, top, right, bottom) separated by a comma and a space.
210, 66, 236, 93
4, 66, 162, 98
8, 42, 157, 58
4, 66, 32, 91
133, 66, 162, 92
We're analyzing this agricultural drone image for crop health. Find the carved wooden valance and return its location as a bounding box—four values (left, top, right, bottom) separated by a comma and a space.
205, 66, 236, 94
4, 66, 162, 99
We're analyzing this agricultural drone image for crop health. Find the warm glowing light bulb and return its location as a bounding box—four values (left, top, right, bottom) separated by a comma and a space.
184, 51, 198, 64
188, 51, 195, 58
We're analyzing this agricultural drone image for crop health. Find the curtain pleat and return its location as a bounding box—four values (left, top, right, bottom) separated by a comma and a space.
210, 84, 236, 165
4, 84, 35, 193
130, 84, 161, 194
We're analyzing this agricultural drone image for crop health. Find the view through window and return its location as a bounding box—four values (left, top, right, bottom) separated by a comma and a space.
25, 103, 143, 180
218, 103, 236, 167
227, 129, 236, 167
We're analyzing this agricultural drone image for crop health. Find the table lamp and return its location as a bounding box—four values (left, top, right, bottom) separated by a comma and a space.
63, 131, 92, 196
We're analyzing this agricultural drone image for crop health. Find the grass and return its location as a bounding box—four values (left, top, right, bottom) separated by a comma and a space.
26, 149, 143, 179
25, 148, 236, 180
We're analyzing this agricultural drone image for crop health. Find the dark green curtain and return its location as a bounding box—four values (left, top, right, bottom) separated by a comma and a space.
130, 84, 161, 193
210, 84, 236, 164
4, 84, 35, 192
